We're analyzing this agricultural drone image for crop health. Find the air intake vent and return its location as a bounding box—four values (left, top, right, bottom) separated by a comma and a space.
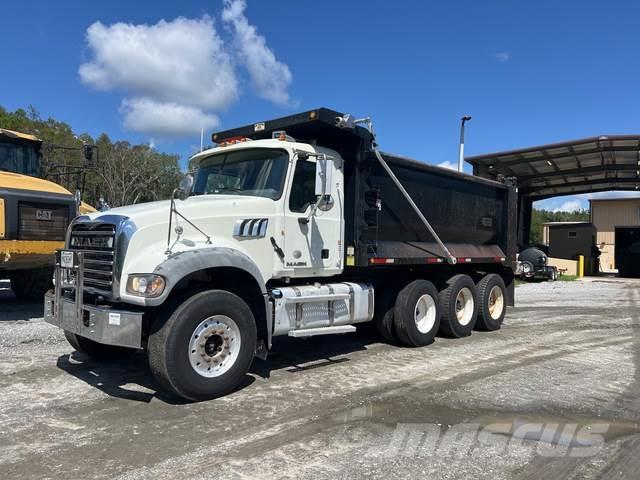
233, 218, 268, 238
18, 202, 70, 240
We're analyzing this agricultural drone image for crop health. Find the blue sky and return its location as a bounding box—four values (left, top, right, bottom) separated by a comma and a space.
3, 0, 640, 210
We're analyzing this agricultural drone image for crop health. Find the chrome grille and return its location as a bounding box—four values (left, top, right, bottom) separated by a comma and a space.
68, 223, 116, 296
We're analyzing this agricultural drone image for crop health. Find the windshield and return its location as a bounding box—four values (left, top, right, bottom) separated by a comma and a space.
193, 148, 289, 200
0, 140, 40, 176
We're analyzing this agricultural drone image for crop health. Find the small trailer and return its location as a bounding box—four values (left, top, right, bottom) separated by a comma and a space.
45, 108, 516, 401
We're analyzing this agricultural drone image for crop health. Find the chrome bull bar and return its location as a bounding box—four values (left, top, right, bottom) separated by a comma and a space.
44, 250, 144, 349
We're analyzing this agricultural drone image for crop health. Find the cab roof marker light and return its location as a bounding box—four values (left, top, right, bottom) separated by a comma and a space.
272, 131, 295, 142
216, 136, 251, 147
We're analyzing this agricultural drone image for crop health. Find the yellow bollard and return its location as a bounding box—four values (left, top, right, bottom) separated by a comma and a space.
578, 255, 584, 277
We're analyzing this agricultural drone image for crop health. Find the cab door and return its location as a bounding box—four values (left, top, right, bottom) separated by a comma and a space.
282, 153, 343, 277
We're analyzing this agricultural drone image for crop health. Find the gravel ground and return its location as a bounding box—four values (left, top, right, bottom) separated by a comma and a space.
1, 278, 640, 479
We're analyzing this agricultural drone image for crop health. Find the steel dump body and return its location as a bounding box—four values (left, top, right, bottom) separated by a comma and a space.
346, 151, 515, 267
214, 108, 517, 270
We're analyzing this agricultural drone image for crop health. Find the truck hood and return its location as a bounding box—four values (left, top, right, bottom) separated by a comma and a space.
0, 171, 73, 196
86, 194, 277, 228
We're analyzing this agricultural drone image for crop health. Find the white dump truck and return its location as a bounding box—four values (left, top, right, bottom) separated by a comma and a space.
45, 109, 517, 401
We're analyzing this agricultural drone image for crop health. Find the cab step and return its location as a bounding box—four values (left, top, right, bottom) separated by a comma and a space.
288, 325, 357, 337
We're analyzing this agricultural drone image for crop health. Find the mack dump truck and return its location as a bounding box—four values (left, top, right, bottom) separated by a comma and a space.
0, 128, 87, 299
44, 108, 516, 401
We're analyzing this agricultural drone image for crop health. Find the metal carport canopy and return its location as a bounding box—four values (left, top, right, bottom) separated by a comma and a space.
466, 135, 640, 200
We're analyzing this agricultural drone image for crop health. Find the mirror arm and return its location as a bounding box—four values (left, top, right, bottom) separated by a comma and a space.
165, 190, 177, 254
172, 208, 212, 245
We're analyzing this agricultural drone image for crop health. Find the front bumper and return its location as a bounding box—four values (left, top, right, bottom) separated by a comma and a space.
44, 291, 144, 349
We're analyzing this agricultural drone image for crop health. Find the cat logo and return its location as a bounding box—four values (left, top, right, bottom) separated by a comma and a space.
36, 210, 53, 221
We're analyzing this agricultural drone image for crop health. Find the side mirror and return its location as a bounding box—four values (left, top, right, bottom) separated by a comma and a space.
175, 174, 194, 201
315, 155, 333, 197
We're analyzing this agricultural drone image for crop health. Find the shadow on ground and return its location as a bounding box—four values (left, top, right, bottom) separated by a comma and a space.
56, 325, 379, 404
0, 282, 44, 322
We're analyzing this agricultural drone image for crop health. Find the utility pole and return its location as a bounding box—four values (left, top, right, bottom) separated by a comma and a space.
458, 116, 472, 172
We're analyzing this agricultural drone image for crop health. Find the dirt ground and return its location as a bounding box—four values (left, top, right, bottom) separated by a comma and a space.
2, 278, 640, 479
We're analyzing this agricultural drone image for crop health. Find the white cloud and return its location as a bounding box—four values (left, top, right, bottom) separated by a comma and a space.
536, 191, 640, 212
553, 199, 583, 213
222, 0, 292, 105
79, 17, 237, 111
494, 52, 510, 62
79, 3, 292, 138
437, 160, 458, 171
578, 191, 640, 200
535, 196, 586, 212
121, 98, 220, 137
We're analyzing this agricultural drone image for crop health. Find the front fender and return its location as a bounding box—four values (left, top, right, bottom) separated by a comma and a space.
120, 247, 267, 307
150, 247, 267, 304
121, 247, 272, 349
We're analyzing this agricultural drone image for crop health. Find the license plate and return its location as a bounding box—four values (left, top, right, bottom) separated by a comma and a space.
60, 250, 74, 269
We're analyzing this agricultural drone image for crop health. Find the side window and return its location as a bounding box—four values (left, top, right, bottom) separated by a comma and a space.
289, 160, 317, 212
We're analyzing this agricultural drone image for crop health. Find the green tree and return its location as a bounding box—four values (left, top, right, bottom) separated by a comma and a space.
530, 207, 590, 244
1, 105, 182, 208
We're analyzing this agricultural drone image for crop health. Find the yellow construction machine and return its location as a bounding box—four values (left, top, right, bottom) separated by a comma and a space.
0, 128, 94, 299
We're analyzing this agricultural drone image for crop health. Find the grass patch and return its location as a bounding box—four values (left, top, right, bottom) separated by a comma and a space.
515, 274, 579, 286
557, 274, 578, 281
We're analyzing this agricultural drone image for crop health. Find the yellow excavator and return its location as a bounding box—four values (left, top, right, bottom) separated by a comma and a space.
0, 128, 95, 299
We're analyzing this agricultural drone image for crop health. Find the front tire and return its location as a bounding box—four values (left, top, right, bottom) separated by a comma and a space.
520, 261, 534, 281
148, 290, 257, 401
393, 280, 440, 347
64, 331, 137, 360
438, 274, 478, 338
10, 268, 53, 301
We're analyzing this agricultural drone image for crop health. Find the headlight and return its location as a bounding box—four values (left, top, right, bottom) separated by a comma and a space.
126, 274, 166, 297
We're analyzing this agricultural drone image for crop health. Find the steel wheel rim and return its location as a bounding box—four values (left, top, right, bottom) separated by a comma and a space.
188, 315, 241, 378
455, 287, 474, 326
487, 285, 504, 320
414, 294, 437, 334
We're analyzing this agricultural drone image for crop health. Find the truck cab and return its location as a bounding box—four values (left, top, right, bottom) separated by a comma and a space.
45, 108, 515, 401
189, 138, 344, 279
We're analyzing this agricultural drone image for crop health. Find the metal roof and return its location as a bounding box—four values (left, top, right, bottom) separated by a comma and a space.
0, 128, 40, 142
466, 135, 640, 200
542, 221, 591, 226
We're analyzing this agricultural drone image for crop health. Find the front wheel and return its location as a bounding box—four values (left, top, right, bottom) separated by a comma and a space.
520, 261, 534, 280
10, 268, 53, 301
148, 290, 257, 401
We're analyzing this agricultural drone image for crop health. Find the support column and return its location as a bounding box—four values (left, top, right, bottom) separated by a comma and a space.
517, 194, 533, 248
